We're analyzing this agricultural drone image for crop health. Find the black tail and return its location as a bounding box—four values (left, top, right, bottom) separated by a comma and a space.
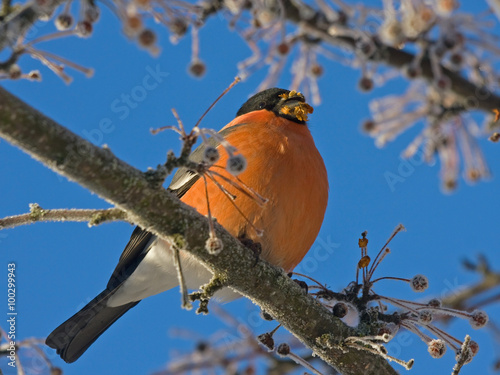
46, 289, 139, 363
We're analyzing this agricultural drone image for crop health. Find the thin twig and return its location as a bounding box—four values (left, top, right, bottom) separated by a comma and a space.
193, 76, 241, 129
0, 205, 128, 229
452, 335, 471, 375
172, 245, 193, 310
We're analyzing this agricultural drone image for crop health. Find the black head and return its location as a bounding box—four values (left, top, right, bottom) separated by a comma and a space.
236, 88, 314, 124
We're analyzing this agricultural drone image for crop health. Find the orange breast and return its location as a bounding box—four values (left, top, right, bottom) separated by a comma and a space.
181, 110, 329, 271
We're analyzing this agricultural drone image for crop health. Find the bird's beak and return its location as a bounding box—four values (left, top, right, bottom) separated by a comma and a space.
278, 90, 314, 122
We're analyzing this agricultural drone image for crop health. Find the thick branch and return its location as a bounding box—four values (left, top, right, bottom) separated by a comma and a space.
2, 0, 499, 113
298, 23, 500, 113
282, 0, 500, 113
0, 86, 396, 375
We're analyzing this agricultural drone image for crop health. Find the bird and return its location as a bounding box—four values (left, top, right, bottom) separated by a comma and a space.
46, 87, 329, 363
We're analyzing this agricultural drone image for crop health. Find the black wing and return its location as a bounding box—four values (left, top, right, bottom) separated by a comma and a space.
107, 226, 154, 289
168, 125, 244, 197
107, 124, 244, 288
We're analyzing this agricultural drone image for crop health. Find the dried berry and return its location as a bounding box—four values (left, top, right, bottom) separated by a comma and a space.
205, 236, 223, 255
427, 298, 441, 308
362, 119, 376, 133
203, 146, 220, 164
428, 339, 446, 358
55, 13, 73, 30
469, 310, 488, 329
418, 310, 433, 325
76, 20, 93, 38
257, 332, 274, 350
277, 42, 290, 55
189, 60, 206, 77
310, 64, 323, 77
358, 77, 374, 92
138, 29, 156, 47
227, 154, 247, 175
276, 343, 290, 356
410, 274, 429, 292
333, 302, 348, 318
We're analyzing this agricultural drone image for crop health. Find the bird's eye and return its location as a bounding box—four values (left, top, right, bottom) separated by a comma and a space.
258, 101, 266, 109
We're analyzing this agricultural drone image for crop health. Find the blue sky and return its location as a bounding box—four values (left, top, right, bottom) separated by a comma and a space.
1, 2, 500, 374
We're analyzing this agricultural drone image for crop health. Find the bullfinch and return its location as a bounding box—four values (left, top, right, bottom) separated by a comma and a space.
46, 87, 329, 363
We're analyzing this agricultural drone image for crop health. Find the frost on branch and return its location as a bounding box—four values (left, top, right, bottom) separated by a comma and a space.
0, 330, 62, 375
290, 224, 488, 372
163, 225, 494, 374
160, 305, 333, 375
2, 0, 500, 187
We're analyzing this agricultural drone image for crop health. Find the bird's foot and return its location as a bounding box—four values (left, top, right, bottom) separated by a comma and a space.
238, 236, 262, 267
287, 272, 309, 295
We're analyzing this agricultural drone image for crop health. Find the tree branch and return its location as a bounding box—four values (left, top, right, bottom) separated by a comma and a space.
0, 0, 66, 51
452, 335, 472, 375
205, 0, 500, 113
3, 0, 500, 113
0, 204, 128, 229
0, 86, 397, 375
287, 0, 500, 113
442, 256, 500, 311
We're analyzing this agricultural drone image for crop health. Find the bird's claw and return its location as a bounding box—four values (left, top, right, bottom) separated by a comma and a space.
238, 236, 262, 267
